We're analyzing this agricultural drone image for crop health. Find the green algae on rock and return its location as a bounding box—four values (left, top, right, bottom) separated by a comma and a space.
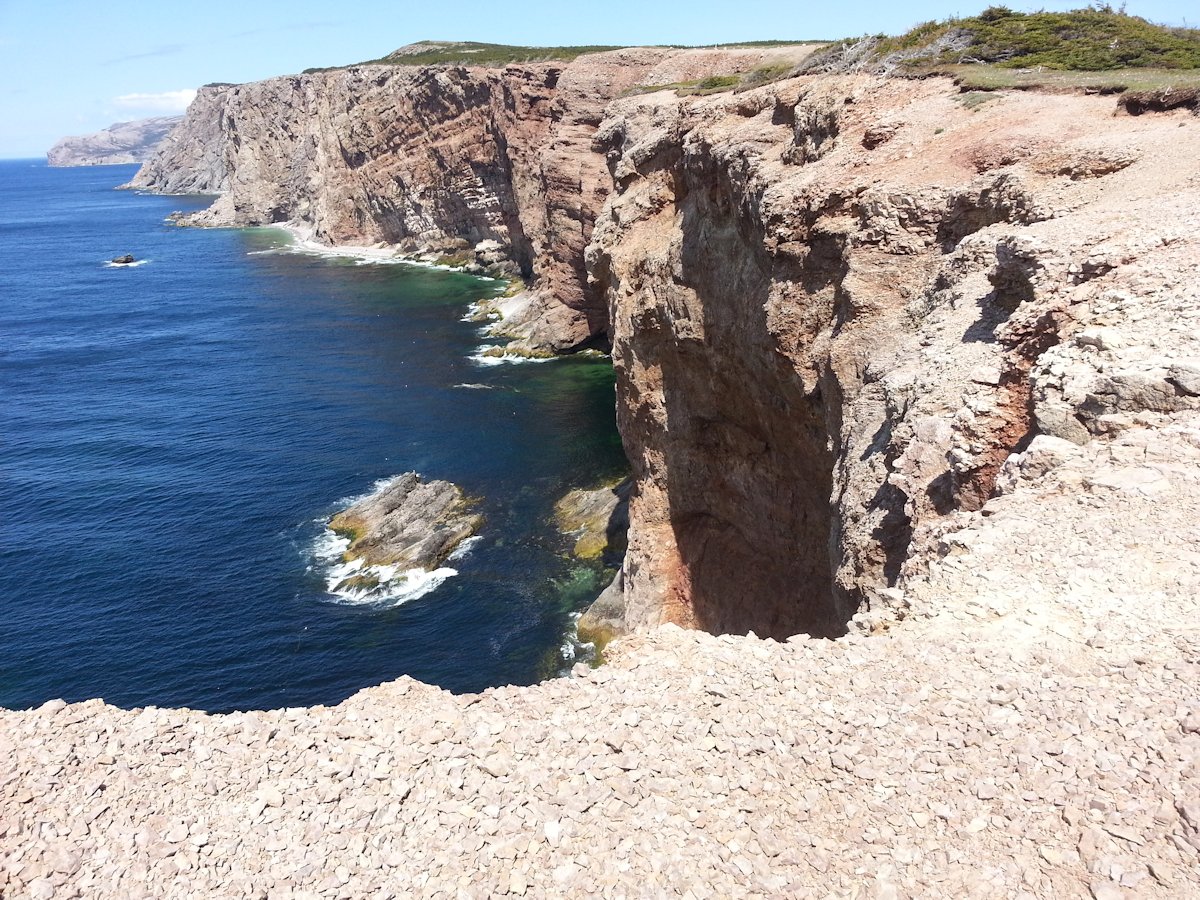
554, 477, 631, 563
329, 473, 482, 571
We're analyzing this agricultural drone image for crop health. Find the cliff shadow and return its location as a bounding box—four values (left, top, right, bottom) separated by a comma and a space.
649, 156, 852, 640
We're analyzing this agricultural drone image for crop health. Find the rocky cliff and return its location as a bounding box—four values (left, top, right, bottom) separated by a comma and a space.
129, 47, 818, 352
7, 48, 1200, 900
47, 116, 182, 167
131, 54, 1200, 647
582, 75, 1200, 642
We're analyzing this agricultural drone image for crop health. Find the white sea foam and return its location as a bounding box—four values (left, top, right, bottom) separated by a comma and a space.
253, 223, 500, 279
329, 564, 458, 607
104, 259, 150, 268
469, 347, 557, 366
559, 612, 596, 667
306, 483, 473, 607
446, 534, 482, 562
308, 524, 460, 607
461, 299, 502, 323
453, 383, 494, 390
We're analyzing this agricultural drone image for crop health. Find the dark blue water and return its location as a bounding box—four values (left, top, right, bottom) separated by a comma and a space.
0, 161, 625, 712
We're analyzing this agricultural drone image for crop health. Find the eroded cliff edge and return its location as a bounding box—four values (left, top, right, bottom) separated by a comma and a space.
130, 57, 1200, 646
129, 47, 816, 353
582, 75, 1200, 641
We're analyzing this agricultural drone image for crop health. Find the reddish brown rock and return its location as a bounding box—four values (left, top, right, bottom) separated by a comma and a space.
588, 75, 1200, 639
130, 47, 821, 353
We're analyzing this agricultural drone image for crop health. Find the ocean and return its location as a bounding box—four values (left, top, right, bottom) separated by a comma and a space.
0, 160, 626, 712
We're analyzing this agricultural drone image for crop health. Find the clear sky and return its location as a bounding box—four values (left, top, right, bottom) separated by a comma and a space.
0, 0, 1195, 158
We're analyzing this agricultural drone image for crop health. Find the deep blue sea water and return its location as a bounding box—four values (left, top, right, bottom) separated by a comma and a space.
0, 160, 625, 712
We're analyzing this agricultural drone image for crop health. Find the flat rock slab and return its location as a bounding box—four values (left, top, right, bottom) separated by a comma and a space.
329, 472, 481, 570
554, 477, 631, 561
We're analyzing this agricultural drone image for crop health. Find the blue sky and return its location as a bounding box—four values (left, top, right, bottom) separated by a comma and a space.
1, 0, 1195, 158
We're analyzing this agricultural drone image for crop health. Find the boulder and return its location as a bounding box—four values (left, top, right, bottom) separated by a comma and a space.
329, 473, 481, 570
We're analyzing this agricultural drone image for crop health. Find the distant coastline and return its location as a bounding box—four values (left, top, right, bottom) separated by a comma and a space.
47, 116, 181, 167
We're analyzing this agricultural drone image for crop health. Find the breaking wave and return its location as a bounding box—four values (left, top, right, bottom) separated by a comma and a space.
308, 526, 459, 607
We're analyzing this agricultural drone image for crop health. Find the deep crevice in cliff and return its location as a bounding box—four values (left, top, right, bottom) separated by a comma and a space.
651, 153, 849, 641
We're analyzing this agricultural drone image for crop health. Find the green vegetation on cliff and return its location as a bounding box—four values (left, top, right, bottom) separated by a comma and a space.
304, 41, 620, 72
811, 6, 1200, 73
306, 39, 821, 74
385, 41, 621, 67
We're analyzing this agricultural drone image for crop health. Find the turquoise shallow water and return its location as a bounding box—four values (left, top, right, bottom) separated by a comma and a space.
0, 161, 625, 712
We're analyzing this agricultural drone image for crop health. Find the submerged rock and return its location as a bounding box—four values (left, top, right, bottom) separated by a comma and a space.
555, 477, 632, 657
554, 477, 631, 563
110, 254, 135, 265
329, 473, 481, 571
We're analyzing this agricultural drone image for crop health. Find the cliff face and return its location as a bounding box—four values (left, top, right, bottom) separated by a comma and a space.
130, 48, 818, 352
584, 76, 1200, 639
132, 56, 1200, 643
47, 116, 181, 167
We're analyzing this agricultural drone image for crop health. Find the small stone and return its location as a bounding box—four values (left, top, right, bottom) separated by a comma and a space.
258, 786, 283, 808
50, 849, 81, 876
481, 755, 509, 778
1089, 880, 1124, 900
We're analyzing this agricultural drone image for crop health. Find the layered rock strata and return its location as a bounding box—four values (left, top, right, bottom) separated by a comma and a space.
129, 47, 819, 352
132, 55, 1200, 644
587, 75, 1200, 640
329, 472, 480, 571
47, 116, 182, 167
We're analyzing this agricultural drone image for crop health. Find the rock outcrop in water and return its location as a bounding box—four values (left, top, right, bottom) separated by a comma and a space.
47, 116, 182, 167
329, 472, 481, 573
553, 477, 631, 563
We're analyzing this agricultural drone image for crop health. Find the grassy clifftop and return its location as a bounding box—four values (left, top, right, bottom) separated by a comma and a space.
304, 40, 817, 74
303, 41, 619, 72
810, 6, 1200, 73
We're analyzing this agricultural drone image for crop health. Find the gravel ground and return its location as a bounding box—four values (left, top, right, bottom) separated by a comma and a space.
4, 411, 1199, 898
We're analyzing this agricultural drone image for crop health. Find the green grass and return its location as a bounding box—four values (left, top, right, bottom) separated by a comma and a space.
940, 63, 1200, 93
741, 63, 795, 86
956, 6, 1200, 70
818, 6, 1200, 73
304, 41, 621, 72
627, 63, 805, 98
958, 90, 998, 109
387, 41, 621, 66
